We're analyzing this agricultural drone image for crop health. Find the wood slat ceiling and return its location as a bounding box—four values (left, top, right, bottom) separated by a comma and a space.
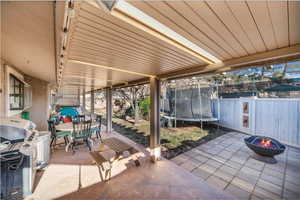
130, 1, 300, 60
63, 1, 206, 84
61, 61, 145, 94
61, 0, 299, 95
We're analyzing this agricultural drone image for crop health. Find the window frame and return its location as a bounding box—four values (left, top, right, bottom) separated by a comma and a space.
9, 74, 25, 110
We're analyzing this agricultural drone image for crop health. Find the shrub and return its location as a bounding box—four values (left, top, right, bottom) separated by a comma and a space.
139, 97, 150, 117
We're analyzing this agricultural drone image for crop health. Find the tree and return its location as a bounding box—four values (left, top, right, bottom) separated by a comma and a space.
114, 85, 149, 125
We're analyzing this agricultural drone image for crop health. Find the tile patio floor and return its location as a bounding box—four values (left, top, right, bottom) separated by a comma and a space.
171, 132, 300, 200
28, 131, 233, 200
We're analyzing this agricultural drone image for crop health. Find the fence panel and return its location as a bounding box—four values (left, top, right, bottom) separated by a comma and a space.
215, 98, 300, 147
254, 99, 300, 146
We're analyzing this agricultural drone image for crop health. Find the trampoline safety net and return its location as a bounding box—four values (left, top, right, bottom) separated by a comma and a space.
163, 86, 218, 122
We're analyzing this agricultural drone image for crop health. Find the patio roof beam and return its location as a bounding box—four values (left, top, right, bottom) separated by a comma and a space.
107, 78, 149, 90
68, 59, 156, 78
158, 44, 300, 80
100, 46, 300, 90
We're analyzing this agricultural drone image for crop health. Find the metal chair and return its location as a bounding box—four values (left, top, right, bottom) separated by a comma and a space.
92, 115, 102, 141
47, 120, 71, 150
68, 119, 93, 152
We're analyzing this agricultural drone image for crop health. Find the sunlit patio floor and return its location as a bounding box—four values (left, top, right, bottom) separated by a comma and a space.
27, 131, 234, 200
171, 132, 300, 200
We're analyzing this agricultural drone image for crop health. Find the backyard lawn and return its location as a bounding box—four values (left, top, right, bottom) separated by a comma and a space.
112, 118, 226, 159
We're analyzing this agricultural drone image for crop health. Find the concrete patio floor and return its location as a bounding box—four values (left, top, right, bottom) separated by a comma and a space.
171, 132, 300, 200
27, 131, 234, 200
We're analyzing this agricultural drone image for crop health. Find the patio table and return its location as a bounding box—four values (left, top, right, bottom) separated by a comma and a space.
55, 121, 98, 132
96, 137, 140, 169
100, 137, 137, 156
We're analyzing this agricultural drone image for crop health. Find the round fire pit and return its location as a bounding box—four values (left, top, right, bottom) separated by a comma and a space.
244, 136, 286, 157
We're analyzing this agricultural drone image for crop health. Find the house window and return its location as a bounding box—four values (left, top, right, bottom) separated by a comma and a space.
9, 74, 24, 110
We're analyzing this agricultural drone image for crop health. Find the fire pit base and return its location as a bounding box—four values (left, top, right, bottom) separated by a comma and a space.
251, 153, 278, 164
244, 135, 286, 157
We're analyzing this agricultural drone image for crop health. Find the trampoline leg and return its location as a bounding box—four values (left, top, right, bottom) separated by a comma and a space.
167, 118, 172, 128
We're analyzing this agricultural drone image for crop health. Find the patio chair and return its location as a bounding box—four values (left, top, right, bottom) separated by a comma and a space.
47, 120, 71, 150
91, 115, 102, 141
68, 120, 93, 152
73, 114, 85, 122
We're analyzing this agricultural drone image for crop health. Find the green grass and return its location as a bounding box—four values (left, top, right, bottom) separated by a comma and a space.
161, 127, 208, 149
96, 105, 226, 159
112, 117, 209, 150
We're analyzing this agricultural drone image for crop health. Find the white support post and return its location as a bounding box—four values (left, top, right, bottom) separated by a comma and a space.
106, 87, 112, 133
77, 88, 81, 105
150, 77, 161, 162
91, 90, 95, 114
82, 88, 86, 112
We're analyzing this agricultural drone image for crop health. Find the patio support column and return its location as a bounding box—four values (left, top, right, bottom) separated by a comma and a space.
77, 88, 81, 105
82, 88, 86, 111
150, 77, 161, 162
90, 89, 95, 114
106, 87, 112, 133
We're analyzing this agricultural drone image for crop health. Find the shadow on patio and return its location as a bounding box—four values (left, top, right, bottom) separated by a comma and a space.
49, 160, 234, 200
28, 131, 234, 200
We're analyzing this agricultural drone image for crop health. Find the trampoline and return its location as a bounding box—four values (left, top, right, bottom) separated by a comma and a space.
161, 79, 220, 127
162, 116, 218, 122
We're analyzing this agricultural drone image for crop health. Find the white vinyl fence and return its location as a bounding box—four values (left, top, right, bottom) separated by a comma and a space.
213, 98, 300, 147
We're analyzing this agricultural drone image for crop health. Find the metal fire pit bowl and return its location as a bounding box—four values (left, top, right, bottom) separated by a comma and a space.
244, 135, 286, 157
